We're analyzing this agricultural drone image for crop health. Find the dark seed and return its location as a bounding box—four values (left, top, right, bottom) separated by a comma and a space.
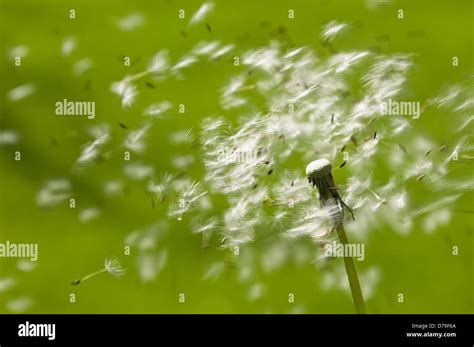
398, 143, 408, 154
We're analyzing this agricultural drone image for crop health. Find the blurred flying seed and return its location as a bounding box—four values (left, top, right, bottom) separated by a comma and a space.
180, 31, 188, 38
50, 137, 58, 146
425, 149, 432, 156
416, 174, 425, 182
118, 122, 128, 130
145, 81, 155, 88
206, 23, 212, 32
340, 145, 346, 152
339, 161, 347, 168
398, 143, 408, 154
268, 169, 273, 175
373, 131, 377, 139
350, 136, 358, 147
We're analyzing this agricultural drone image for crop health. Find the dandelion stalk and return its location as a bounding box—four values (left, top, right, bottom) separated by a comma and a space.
335, 223, 366, 314
71, 257, 125, 286
306, 159, 366, 314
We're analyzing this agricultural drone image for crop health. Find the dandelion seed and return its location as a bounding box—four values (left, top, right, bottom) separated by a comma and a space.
148, 50, 170, 75
321, 21, 348, 42
36, 179, 71, 208
111, 80, 138, 108
78, 207, 101, 223
210, 44, 235, 60
168, 179, 208, 219
422, 208, 451, 233
75, 126, 110, 167
0, 278, 16, 293
61, 37, 76, 56
103, 180, 124, 197
116, 13, 145, 32
247, 283, 264, 301
17, 260, 37, 272
7, 83, 36, 102
148, 174, 175, 203
137, 252, 167, 282
143, 101, 172, 118
9, 45, 29, 59
203, 262, 225, 281
124, 123, 151, 153
189, 2, 215, 26
403, 194, 461, 222
123, 163, 154, 180
172, 55, 198, 71
0, 130, 19, 145
6, 297, 33, 313
171, 155, 195, 169
71, 257, 125, 285
73, 58, 93, 75
192, 41, 221, 56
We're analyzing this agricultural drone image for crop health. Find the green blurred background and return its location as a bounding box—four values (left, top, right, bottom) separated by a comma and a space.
0, 0, 472, 313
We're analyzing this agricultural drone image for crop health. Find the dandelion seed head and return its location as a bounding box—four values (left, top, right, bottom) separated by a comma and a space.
104, 257, 125, 277
306, 159, 332, 180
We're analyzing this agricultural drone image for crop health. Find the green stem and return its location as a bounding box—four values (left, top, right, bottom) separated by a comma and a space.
335, 223, 366, 314
80, 268, 107, 283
